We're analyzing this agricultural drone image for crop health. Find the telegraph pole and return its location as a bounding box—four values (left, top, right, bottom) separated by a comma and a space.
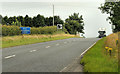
53, 4, 54, 26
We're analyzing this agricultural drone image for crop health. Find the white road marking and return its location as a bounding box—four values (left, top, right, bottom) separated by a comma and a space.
60, 42, 97, 72
30, 50, 37, 52
80, 42, 96, 57
60, 67, 67, 72
5, 55, 16, 59
56, 43, 59, 46
46, 46, 50, 48
64, 42, 67, 44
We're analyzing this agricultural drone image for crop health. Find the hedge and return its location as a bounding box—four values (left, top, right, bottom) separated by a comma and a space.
2, 25, 21, 36
31, 26, 57, 34
2, 25, 57, 36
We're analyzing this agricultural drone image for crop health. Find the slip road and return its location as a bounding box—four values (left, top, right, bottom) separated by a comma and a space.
2, 38, 99, 72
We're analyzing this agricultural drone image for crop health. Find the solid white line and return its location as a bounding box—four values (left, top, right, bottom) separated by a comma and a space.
30, 50, 37, 52
80, 42, 96, 57
46, 46, 50, 48
59, 42, 97, 72
5, 55, 16, 59
60, 67, 67, 72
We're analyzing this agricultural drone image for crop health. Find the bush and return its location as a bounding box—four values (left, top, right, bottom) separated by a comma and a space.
2, 25, 21, 36
31, 26, 57, 34
31, 27, 40, 34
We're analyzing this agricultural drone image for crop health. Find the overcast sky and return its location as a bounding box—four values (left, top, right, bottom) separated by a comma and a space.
0, 0, 113, 37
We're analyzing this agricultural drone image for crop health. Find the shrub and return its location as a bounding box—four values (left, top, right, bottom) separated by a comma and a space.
31, 26, 57, 35
31, 27, 40, 34
42, 26, 57, 34
2, 25, 21, 36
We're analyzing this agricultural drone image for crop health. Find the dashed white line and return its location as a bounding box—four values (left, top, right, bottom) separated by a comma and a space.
46, 46, 50, 48
5, 55, 16, 59
64, 42, 67, 44
56, 43, 59, 46
30, 50, 37, 52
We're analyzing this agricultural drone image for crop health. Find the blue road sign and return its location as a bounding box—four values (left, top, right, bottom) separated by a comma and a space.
20, 27, 31, 34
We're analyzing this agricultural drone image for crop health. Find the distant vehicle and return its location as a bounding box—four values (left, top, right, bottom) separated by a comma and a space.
98, 28, 106, 38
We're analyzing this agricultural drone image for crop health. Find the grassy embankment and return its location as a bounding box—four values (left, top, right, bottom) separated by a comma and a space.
80, 33, 119, 72
1, 25, 80, 48
2, 34, 79, 48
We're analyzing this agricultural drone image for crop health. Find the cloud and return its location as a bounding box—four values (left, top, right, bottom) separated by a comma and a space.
0, 0, 105, 3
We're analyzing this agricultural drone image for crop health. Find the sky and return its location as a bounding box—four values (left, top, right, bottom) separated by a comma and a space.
0, 0, 113, 37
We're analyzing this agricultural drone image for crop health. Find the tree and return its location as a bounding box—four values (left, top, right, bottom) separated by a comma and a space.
1, 14, 64, 27
65, 13, 84, 35
0, 14, 2, 24
54, 16, 64, 25
11, 19, 21, 26
99, 2, 120, 32
45, 17, 50, 26
8, 17, 14, 25
32, 14, 45, 27
2, 16, 9, 25
17, 16, 25, 26
45, 16, 64, 26
24, 15, 33, 27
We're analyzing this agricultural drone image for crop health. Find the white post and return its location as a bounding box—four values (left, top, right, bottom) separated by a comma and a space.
53, 4, 54, 26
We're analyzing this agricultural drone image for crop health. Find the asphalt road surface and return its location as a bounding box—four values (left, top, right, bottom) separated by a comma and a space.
2, 38, 100, 72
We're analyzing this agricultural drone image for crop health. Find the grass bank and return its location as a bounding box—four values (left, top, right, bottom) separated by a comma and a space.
2, 34, 79, 48
80, 38, 118, 72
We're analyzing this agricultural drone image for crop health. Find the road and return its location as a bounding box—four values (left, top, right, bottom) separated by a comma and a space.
2, 38, 99, 72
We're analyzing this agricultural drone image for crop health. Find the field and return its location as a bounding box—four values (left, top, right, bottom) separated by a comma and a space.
2, 34, 79, 48
80, 33, 119, 72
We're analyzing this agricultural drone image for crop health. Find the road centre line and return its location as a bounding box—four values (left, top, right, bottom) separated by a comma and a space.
5, 55, 16, 59
46, 46, 50, 48
56, 43, 59, 46
64, 42, 67, 44
30, 50, 37, 52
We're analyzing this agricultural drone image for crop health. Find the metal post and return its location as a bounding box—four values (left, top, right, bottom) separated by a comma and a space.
53, 4, 54, 26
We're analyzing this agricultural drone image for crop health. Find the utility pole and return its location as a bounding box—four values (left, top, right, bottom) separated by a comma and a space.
53, 4, 54, 26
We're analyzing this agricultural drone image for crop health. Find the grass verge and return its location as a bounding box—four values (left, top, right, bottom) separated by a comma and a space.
2, 34, 79, 48
80, 38, 118, 72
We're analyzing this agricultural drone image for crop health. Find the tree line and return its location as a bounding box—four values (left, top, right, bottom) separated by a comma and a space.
0, 14, 64, 27
0, 13, 84, 35
99, 2, 120, 33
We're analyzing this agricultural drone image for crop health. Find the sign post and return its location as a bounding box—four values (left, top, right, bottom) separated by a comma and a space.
57, 24, 63, 31
20, 27, 31, 38
20, 27, 31, 34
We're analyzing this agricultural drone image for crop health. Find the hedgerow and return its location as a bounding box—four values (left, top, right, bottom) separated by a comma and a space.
2, 25, 57, 36
2, 25, 21, 36
31, 26, 57, 34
